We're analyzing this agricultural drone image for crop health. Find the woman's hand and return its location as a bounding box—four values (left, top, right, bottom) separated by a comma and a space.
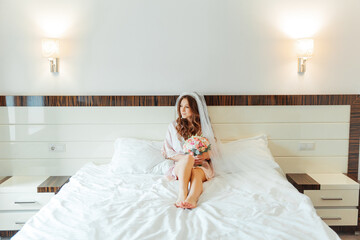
194, 152, 210, 166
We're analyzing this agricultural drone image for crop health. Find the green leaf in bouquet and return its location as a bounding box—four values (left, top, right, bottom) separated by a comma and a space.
192, 149, 197, 156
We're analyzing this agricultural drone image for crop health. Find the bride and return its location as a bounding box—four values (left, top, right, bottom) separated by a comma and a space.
162, 92, 221, 209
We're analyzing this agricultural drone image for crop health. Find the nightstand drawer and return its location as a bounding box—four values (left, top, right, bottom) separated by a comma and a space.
0, 211, 38, 230
316, 209, 358, 226
0, 193, 54, 211
304, 189, 359, 207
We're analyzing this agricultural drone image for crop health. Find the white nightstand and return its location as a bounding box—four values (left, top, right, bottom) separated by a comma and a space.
0, 175, 70, 238
306, 174, 359, 226
0, 176, 54, 231
287, 173, 359, 227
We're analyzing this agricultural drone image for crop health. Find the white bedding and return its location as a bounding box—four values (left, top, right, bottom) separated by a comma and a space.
13, 163, 340, 240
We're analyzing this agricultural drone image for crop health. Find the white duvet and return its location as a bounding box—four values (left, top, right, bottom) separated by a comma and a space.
13, 163, 340, 240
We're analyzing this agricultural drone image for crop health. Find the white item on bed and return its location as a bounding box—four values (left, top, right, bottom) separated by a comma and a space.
110, 138, 165, 174
148, 160, 174, 175
13, 162, 340, 240
218, 134, 280, 174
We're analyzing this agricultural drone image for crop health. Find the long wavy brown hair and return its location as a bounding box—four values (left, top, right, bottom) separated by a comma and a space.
176, 95, 202, 140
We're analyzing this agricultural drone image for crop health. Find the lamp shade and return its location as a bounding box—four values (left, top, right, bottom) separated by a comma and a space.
296, 39, 314, 58
42, 39, 60, 58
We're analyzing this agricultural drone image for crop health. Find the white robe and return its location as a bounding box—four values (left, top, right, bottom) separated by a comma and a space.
162, 121, 214, 180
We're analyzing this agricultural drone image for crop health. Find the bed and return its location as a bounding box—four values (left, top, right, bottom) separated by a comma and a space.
1, 95, 359, 239
13, 162, 339, 239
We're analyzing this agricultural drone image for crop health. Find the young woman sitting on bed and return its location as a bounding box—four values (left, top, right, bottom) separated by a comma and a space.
162, 92, 220, 209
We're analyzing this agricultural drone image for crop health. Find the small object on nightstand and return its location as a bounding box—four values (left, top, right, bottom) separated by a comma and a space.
287, 173, 359, 227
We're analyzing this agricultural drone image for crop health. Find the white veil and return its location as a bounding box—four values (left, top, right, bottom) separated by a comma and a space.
175, 92, 223, 174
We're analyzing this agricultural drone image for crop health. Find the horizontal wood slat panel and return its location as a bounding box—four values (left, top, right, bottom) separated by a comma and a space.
0, 123, 349, 142
0, 107, 175, 124
0, 96, 178, 107
205, 95, 359, 106
0, 158, 348, 176
0, 159, 109, 176
268, 140, 348, 157
0, 140, 348, 159
1, 95, 358, 107
275, 157, 348, 174
0, 124, 169, 142
208, 106, 350, 123
0, 142, 114, 159
214, 123, 349, 140
0, 106, 350, 124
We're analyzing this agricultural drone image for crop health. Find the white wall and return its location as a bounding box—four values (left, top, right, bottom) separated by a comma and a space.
0, 0, 360, 95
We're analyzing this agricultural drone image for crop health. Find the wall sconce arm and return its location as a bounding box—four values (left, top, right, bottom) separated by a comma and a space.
298, 57, 307, 73
49, 58, 59, 73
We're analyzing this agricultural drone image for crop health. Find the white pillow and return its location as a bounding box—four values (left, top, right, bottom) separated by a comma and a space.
110, 138, 166, 174
148, 160, 174, 175
217, 135, 280, 174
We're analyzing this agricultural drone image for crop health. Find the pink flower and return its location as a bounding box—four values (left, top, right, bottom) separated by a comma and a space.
184, 135, 211, 156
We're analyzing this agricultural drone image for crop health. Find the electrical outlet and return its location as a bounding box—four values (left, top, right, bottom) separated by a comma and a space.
306, 142, 315, 150
48, 143, 66, 152
299, 143, 306, 151
299, 142, 315, 151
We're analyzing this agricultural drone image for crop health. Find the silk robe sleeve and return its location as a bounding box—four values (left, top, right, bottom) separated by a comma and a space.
161, 122, 179, 159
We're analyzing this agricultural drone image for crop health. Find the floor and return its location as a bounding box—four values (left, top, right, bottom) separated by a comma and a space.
338, 234, 360, 240
0, 235, 359, 240
1, 234, 359, 240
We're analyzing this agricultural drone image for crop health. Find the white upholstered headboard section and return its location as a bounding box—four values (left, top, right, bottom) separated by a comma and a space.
0, 105, 350, 176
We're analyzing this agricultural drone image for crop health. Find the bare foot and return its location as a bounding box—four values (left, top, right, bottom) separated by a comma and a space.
181, 197, 197, 209
175, 192, 187, 208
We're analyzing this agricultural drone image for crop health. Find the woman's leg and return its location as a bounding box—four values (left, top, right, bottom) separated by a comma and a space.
173, 155, 195, 206
182, 168, 206, 209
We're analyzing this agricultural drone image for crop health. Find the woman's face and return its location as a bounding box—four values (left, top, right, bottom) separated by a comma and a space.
180, 98, 192, 119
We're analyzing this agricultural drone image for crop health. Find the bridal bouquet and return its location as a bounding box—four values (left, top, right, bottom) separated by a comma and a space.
183, 135, 211, 158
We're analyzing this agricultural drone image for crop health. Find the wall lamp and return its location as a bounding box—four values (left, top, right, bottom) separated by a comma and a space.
296, 38, 314, 73
42, 39, 60, 73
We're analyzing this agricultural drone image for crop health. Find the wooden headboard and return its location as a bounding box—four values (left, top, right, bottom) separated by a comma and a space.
0, 95, 359, 181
